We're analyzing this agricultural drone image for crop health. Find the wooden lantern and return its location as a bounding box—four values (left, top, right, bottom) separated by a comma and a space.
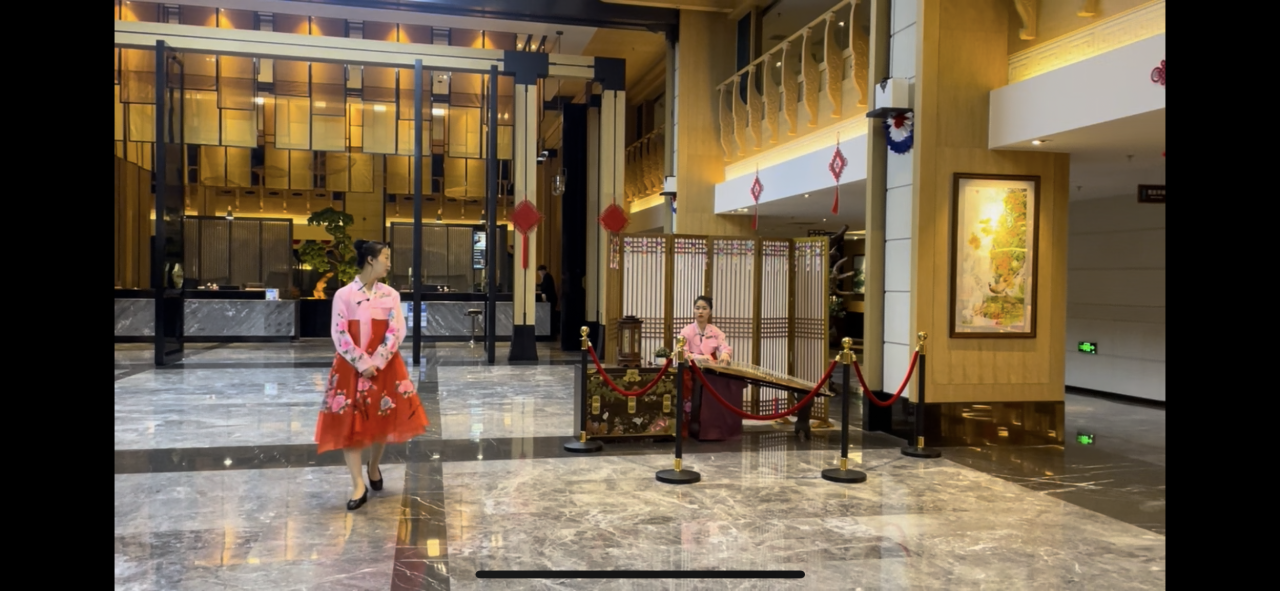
618, 315, 643, 368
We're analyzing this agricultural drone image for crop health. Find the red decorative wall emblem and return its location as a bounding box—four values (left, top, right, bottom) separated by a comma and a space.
511, 198, 542, 270
1151, 60, 1165, 86
599, 202, 629, 234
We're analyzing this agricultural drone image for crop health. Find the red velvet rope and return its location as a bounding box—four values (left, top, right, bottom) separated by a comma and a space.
851, 350, 920, 408
585, 345, 674, 397
689, 358, 838, 421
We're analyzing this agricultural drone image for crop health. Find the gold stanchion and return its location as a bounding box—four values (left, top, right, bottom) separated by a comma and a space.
565, 327, 604, 453
657, 336, 701, 484
822, 337, 868, 483
902, 332, 941, 459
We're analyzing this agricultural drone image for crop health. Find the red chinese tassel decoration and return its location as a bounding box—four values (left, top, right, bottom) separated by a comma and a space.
829, 132, 848, 215
750, 165, 763, 230
511, 196, 542, 270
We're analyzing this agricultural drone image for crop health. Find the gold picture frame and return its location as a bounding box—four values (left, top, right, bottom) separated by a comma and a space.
949, 173, 1041, 338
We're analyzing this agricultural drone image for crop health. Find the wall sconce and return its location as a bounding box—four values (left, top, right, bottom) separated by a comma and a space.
225, 208, 234, 220
551, 169, 566, 196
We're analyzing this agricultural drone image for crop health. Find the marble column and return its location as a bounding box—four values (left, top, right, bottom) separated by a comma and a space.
509, 56, 547, 362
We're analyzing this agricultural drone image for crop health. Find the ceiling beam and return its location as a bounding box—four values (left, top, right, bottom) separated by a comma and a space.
270, 0, 679, 31
600, 0, 734, 13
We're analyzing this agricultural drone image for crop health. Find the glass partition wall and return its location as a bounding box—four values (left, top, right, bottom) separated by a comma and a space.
113, 13, 518, 298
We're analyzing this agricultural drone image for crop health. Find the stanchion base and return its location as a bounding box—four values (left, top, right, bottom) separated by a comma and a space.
563, 440, 604, 453
820, 468, 867, 484
655, 469, 701, 485
901, 446, 942, 459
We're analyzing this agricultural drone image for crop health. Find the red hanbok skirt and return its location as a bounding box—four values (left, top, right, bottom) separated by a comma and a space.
315, 319, 429, 454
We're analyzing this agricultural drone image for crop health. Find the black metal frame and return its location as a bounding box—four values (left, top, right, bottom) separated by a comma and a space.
154, 40, 186, 366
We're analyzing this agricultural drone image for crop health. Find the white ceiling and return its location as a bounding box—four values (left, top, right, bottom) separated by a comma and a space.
723, 180, 867, 236
999, 108, 1166, 201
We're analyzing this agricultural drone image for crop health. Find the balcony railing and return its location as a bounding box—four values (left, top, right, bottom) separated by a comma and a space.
716, 0, 866, 163
624, 125, 664, 203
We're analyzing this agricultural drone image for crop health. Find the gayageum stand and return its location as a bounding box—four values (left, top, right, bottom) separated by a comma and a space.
901, 332, 942, 459
822, 338, 867, 484
656, 336, 701, 485
564, 327, 604, 453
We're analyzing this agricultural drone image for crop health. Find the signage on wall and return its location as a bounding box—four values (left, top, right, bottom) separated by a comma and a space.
1137, 185, 1165, 204
1078, 342, 1098, 354
1076, 432, 1095, 445
1151, 60, 1165, 85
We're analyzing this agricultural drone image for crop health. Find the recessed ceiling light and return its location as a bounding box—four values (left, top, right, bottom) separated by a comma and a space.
838, 22, 845, 26
804, 194, 809, 198
776, 61, 782, 67
1031, 139, 1049, 145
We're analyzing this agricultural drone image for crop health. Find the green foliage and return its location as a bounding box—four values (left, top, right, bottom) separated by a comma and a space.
654, 347, 671, 358
301, 207, 359, 289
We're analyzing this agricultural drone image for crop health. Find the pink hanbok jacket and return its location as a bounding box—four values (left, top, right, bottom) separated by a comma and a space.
330, 277, 406, 373
678, 322, 733, 362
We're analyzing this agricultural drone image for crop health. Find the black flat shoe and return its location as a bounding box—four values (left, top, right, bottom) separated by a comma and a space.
368, 465, 383, 491
347, 486, 368, 511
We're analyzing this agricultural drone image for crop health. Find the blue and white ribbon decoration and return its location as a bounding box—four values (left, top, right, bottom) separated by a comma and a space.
884, 112, 914, 155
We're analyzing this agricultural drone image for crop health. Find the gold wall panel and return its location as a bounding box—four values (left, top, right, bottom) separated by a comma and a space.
275, 96, 311, 150
114, 85, 126, 141
221, 109, 257, 148
264, 145, 289, 189
183, 90, 220, 146
385, 155, 409, 194
325, 152, 350, 192
226, 147, 251, 187
198, 146, 228, 186
120, 49, 155, 104
127, 104, 156, 143
447, 106, 482, 158
289, 150, 315, 190
363, 102, 397, 154
350, 153, 374, 193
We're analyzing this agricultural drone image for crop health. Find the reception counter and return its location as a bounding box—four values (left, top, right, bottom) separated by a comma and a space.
297, 292, 550, 341
115, 289, 298, 342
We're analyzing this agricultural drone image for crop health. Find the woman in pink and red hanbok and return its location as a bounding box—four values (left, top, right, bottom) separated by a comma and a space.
315, 240, 428, 510
677, 295, 745, 441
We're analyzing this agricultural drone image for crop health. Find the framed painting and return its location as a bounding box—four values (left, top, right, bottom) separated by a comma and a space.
949, 173, 1041, 338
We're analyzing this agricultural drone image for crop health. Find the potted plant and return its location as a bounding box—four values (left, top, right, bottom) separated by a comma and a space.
653, 346, 671, 366
298, 207, 358, 299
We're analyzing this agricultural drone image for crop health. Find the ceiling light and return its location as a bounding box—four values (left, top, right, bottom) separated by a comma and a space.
838, 22, 845, 26
1031, 139, 1049, 145
776, 61, 782, 67
804, 194, 809, 198
254, 97, 265, 104
432, 107, 445, 116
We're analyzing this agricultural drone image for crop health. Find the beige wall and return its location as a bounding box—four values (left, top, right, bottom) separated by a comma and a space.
673, 9, 754, 237
914, 0, 1071, 404
1007, 0, 1150, 55
1066, 195, 1164, 400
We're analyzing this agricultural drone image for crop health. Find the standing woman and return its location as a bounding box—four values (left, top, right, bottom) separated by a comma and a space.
316, 240, 429, 510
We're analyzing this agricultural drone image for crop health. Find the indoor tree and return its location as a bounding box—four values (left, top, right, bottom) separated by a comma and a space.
298, 207, 357, 298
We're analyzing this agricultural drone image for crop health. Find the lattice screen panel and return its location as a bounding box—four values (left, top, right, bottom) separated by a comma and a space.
621, 235, 667, 360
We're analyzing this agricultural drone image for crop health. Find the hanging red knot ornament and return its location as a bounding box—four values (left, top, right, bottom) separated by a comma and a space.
599, 201, 629, 235
510, 194, 542, 270
829, 132, 848, 215
749, 165, 763, 230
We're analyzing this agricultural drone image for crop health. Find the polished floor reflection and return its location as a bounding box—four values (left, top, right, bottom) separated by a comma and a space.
115, 341, 1166, 590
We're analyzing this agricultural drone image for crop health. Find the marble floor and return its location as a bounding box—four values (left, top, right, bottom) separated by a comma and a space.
115, 341, 1166, 590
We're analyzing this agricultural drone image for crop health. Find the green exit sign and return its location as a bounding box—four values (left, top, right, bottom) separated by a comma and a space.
1078, 342, 1098, 354
1076, 432, 1095, 445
